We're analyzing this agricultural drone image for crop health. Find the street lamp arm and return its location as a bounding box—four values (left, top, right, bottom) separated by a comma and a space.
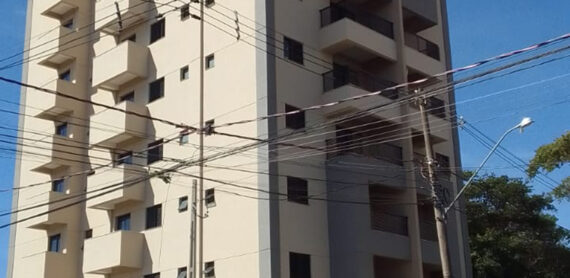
444, 124, 521, 216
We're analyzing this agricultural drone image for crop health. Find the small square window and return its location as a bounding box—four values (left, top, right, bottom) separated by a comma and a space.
56, 122, 68, 136
48, 234, 61, 252
144, 273, 160, 278
178, 267, 188, 278
59, 69, 71, 81
204, 261, 215, 278
179, 132, 189, 145
205, 188, 216, 208
179, 196, 189, 212
146, 204, 162, 229
206, 54, 215, 69
180, 66, 189, 80
62, 18, 74, 29
85, 229, 93, 239
205, 0, 215, 7
285, 104, 305, 130
150, 19, 166, 44
181, 4, 190, 20
284, 37, 304, 64
147, 140, 163, 165
290, 252, 311, 278
149, 78, 165, 103
119, 91, 135, 103
287, 177, 308, 205
52, 179, 65, 193
116, 213, 131, 231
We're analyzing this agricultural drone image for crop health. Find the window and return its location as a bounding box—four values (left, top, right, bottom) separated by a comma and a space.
178, 267, 188, 278
287, 177, 308, 205
180, 4, 190, 20
52, 179, 65, 193
284, 37, 304, 64
290, 252, 311, 278
150, 19, 166, 43
205, 54, 215, 69
147, 140, 163, 165
180, 66, 189, 80
116, 151, 133, 166
119, 91, 135, 103
62, 18, 74, 29
285, 104, 305, 130
205, 188, 216, 208
179, 132, 189, 145
179, 196, 188, 212
56, 122, 68, 136
48, 234, 61, 252
205, 0, 215, 7
149, 78, 165, 103
116, 213, 131, 231
204, 261, 215, 278
144, 273, 160, 278
146, 204, 162, 229
59, 69, 71, 81
85, 229, 93, 239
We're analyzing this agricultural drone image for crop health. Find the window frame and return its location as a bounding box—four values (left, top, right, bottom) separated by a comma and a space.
289, 252, 311, 278
180, 4, 190, 20
205, 188, 216, 208
48, 234, 61, 253
116, 151, 133, 166
285, 104, 305, 130
205, 54, 215, 69
56, 122, 68, 136
147, 140, 164, 165
115, 213, 131, 231
284, 36, 304, 65
150, 18, 166, 44
179, 196, 189, 212
287, 177, 309, 205
146, 204, 162, 229
180, 66, 189, 81
149, 78, 165, 103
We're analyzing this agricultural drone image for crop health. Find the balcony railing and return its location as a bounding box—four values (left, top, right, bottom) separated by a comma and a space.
327, 138, 403, 165
320, 4, 394, 39
323, 67, 398, 99
371, 211, 408, 236
405, 32, 440, 60
425, 97, 446, 118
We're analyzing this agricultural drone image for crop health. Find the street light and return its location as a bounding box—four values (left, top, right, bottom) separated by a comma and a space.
444, 117, 534, 215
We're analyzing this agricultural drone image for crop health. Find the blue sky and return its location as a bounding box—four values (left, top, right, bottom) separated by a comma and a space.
0, 0, 568, 276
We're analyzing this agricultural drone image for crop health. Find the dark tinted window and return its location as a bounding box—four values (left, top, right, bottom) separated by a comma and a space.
290, 252, 311, 278
150, 19, 165, 43
285, 104, 305, 130
146, 204, 162, 229
181, 4, 190, 20
56, 123, 68, 136
59, 69, 71, 81
117, 151, 133, 166
287, 177, 308, 205
48, 234, 61, 252
147, 140, 163, 165
52, 179, 65, 193
116, 213, 131, 231
284, 37, 303, 64
149, 78, 164, 103
120, 91, 135, 103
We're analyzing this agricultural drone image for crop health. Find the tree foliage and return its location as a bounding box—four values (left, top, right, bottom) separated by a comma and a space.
527, 131, 570, 201
465, 174, 570, 278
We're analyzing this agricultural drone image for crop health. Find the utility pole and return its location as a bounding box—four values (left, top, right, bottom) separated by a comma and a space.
198, 0, 205, 277
190, 179, 197, 278
417, 90, 452, 278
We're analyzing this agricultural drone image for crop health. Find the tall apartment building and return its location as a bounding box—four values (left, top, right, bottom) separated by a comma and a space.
8, 0, 471, 277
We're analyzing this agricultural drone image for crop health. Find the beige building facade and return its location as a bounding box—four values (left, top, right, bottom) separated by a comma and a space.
8, 0, 471, 277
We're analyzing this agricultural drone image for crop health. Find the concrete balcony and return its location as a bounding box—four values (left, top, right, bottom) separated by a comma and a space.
402, 0, 438, 32
95, 0, 149, 34
21, 252, 73, 278
92, 41, 148, 91
38, 0, 77, 20
320, 84, 402, 121
32, 135, 83, 174
89, 101, 148, 148
38, 26, 78, 69
319, 6, 397, 63
30, 79, 77, 120
28, 191, 71, 229
87, 164, 147, 210
83, 231, 144, 274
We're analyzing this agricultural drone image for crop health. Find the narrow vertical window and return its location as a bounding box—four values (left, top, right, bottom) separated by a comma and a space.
179, 196, 189, 212
290, 252, 311, 278
85, 229, 93, 239
205, 188, 216, 208
56, 122, 68, 136
150, 19, 166, 43
119, 91, 135, 103
52, 179, 65, 193
204, 261, 215, 278
181, 4, 190, 20
287, 177, 308, 205
284, 37, 304, 64
115, 213, 131, 231
180, 66, 189, 80
149, 78, 165, 103
147, 140, 164, 165
205, 54, 215, 69
178, 267, 188, 278
285, 104, 305, 130
146, 204, 162, 229
48, 234, 61, 252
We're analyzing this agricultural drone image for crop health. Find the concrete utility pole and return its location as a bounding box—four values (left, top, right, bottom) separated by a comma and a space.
198, 0, 205, 277
190, 179, 197, 278
417, 90, 452, 278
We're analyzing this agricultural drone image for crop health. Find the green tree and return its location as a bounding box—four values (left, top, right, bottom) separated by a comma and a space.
527, 131, 570, 201
465, 174, 570, 278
